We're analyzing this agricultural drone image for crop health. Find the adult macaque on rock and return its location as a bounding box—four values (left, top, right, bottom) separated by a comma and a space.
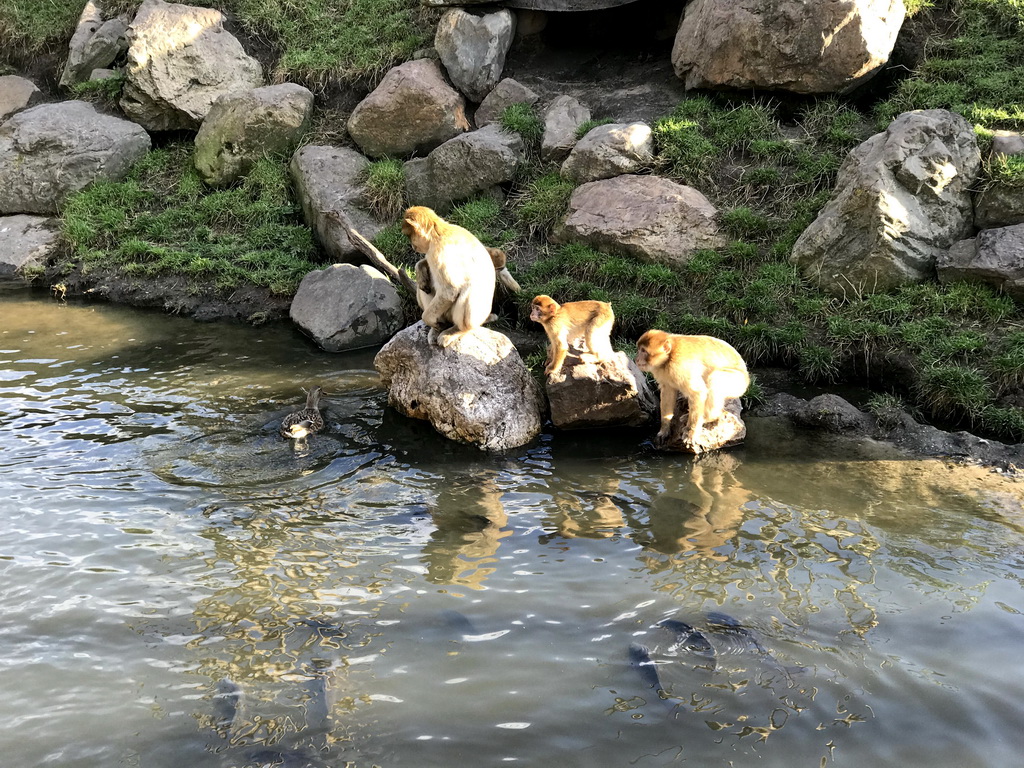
415, 245, 520, 324
402, 205, 496, 347
635, 330, 749, 454
530, 295, 615, 377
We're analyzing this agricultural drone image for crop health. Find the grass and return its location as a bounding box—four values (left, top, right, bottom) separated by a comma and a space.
500, 103, 544, 147
875, 0, 1024, 129
70, 72, 125, 108
210, 0, 432, 88
0, 0, 85, 60
60, 143, 317, 294
575, 118, 615, 140
362, 158, 406, 219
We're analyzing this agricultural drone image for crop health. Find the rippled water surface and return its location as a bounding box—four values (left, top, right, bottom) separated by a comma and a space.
2, 290, 1024, 768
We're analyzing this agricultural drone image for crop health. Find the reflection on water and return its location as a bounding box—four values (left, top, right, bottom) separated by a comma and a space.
2, 292, 1024, 768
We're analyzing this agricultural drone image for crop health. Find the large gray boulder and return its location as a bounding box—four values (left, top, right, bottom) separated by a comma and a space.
0, 215, 59, 279
374, 322, 545, 451
0, 76, 41, 122
347, 59, 470, 158
791, 109, 981, 296
541, 95, 590, 163
560, 122, 654, 184
555, 174, 725, 265
673, 0, 906, 94
59, 2, 129, 88
0, 101, 151, 215
475, 78, 539, 127
937, 225, 1024, 301
194, 83, 314, 187
435, 8, 516, 103
120, 0, 263, 131
405, 124, 525, 211
546, 352, 656, 429
290, 263, 403, 352
289, 145, 385, 262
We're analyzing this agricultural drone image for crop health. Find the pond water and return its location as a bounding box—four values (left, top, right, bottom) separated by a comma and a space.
2, 289, 1024, 768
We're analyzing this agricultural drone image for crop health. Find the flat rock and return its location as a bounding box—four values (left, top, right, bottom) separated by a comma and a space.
791, 109, 980, 295
541, 94, 590, 163
289, 145, 384, 262
673, 0, 906, 94
656, 397, 746, 454
347, 59, 470, 158
546, 351, 656, 429
0, 101, 151, 215
475, 78, 539, 127
194, 83, 314, 187
0, 76, 41, 122
435, 8, 516, 103
937, 224, 1024, 301
555, 174, 724, 265
404, 123, 525, 211
560, 121, 654, 184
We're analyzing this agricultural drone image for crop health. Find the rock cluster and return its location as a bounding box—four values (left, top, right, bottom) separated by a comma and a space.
4, 0, 1024, 455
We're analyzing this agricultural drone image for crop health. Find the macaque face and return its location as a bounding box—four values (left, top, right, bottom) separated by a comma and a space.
530, 296, 555, 324
635, 331, 668, 372
402, 219, 430, 255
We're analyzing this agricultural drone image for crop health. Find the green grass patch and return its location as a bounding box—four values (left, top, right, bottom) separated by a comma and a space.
70, 73, 125, 107
575, 118, 615, 140
500, 103, 544, 147
514, 172, 575, 236
203, 0, 432, 87
362, 158, 406, 220
0, 0, 86, 58
61, 143, 317, 294
875, 0, 1024, 129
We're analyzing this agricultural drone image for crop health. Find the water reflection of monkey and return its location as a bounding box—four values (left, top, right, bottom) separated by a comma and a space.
540, 478, 627, 541
635, 453, 752, 559
421, 480, 511, 590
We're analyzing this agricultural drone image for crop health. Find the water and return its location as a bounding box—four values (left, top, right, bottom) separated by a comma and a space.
2, 290, 1024, 768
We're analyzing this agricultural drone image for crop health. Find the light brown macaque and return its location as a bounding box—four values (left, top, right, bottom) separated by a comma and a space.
414, 246, 520, 325
635, 329, 750, 453
529, 295, 615, 377
402, 206, 496, 347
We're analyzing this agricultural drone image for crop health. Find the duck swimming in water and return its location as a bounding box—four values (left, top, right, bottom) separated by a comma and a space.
281, 386, 325, 441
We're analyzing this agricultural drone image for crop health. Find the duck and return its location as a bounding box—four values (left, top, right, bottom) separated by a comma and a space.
280, 386, 325, 440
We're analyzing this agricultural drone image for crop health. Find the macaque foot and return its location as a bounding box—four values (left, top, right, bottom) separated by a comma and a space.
684, 427, 714, 455
437, 329, 465, 348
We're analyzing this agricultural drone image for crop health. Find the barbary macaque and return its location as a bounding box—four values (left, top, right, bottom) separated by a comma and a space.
415, 246, 520, 324
530, 295, 615, 377
402, 206, 496, 347
635, 330, 749, 453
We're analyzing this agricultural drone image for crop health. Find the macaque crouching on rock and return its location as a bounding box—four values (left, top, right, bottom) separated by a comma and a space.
635, 330, 750, 454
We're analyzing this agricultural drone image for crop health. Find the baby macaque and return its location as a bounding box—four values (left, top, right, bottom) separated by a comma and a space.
635, 330, 749, 453
530, 295, 615, 377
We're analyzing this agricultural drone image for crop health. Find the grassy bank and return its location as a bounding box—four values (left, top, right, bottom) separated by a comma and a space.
9, 0, 1024, 441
